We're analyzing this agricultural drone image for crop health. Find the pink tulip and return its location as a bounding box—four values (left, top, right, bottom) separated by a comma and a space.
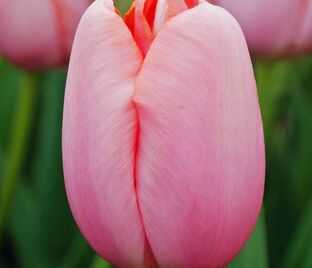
210, 0, 312, 58
0, 0, 91, 70
62, 0, 265, 267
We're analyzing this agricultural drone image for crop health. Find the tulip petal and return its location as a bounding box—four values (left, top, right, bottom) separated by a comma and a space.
153, 0, 187, 34
134, 2, 265, 267
0, 0, 88, 69
220, 0, 302, 55
184, 0, 199, 8
0, 0, 60, 69
50, 0, 90, 62
214, 0, 312, 57
125, 0, 155, 56
144, 0, 158, 28
296, 0, 312, 54
62, 1, 154, 267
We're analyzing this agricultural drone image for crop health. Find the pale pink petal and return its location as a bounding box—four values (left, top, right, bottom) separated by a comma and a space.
220, 0, 303, 55
51, 0, 90, 62
153, 0, 187, 34
0, 0, 88, 69
134, 2, 265, 267
63, 0, 153, 267
213, 0, 312, 57
0, 0, 60, 69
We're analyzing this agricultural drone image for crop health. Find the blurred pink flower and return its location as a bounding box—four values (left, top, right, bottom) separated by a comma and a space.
0, 0, 91, 70
210, 0, 312, 58
62, 0, 265, 267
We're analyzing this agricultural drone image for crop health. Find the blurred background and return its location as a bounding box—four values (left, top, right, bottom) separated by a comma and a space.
1, 1, 312, 268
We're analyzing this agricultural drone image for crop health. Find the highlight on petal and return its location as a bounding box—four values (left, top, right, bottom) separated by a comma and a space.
153, 0, 187, 34
133, 2, 265, 267
62, 0, 156, 267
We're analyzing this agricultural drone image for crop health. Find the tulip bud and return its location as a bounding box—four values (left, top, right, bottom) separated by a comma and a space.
209, 0, 312, 58
0, 0, 91, 70
63, 0, 265, 267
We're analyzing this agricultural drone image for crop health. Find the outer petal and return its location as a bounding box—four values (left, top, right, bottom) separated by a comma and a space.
134, 2, 265, 268
63, 1, 151, 267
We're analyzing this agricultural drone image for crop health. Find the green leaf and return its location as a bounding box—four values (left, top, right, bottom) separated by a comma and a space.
255, 60, 291, 137
10, 183, 54, 268
261, 56, 312, 267
0, 60, 20, 152
113, 0, 133, 16
30, 70, 77, 260
60, 234, 93, 268
227, 209, 268, 268
9, 70, 77, 267
31, 71, 77, 258
0, 150, 3, 182
283, 199, 312, 268
0, 72, 41, 240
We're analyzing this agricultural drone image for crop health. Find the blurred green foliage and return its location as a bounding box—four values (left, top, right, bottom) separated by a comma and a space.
0, 48, 312, 268
0, 63, 111, 268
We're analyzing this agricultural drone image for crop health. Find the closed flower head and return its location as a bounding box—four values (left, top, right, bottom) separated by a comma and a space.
62, 1, 265, 267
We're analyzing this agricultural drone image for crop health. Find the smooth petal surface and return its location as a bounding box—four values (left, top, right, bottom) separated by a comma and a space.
62, 1, 155, 267
211, 0, 312, 57
0, 0, 89, 69
134, 2, 265, 267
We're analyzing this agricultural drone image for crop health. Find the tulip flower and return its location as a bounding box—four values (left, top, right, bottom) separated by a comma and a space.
62, 0, 265, 267
0, 0, 91, 70
209, 0, 312, 58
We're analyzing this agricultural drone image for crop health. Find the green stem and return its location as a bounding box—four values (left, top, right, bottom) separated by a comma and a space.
0, 72, 40, 241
